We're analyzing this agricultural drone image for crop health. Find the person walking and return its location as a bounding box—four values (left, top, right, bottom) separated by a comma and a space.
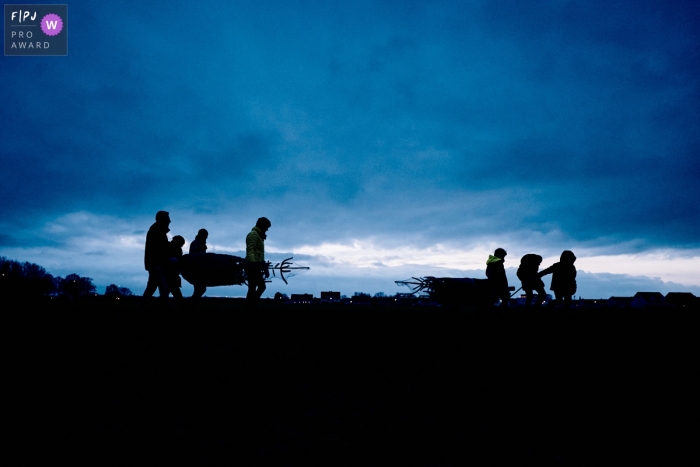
189, 228, 208, 299
517, 254, 547, 307
143, 211, 171, 299
486, 248, 510, 307
165, 235, 185, 299
539, 250, 577, 308
245, 217, 271, 307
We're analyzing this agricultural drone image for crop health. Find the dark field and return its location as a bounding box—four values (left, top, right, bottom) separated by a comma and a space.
6, 298, 698, 464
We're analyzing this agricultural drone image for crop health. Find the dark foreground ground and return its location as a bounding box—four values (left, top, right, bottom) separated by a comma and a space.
5, 298, 698, 464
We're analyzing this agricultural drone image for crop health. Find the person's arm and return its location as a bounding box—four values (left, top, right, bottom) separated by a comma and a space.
538, 264, 555, 278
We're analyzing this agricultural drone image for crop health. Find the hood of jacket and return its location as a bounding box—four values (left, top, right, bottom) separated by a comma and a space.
486, 255, 503, 265
560, 250, 576, 264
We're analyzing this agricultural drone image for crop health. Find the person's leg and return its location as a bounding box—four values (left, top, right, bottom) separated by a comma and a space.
553, 292, 563, 307
171, 284, 183, 299
246, 269, 262, 304
524, 288, 534, 307
562, 294, 572, 308
153, 267, 169, 298
255, 281, 266, 300
246, 280, 257, 301
534, 286, 547, 307
192, 284, 206, 299
500, 288, 510, 307
144, 270, 157, 297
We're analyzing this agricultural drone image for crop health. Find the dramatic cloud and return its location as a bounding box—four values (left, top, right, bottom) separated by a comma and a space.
1, 0, 698, 296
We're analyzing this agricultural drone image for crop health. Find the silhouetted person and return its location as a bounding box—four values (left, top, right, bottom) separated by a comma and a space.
245, 217, 271, 307
539, 250, 577, 308
517, 254, 546, 307
189, 228, 208, 299
166, 235, 185, 300
143, 211, 171, 298
486, 248, 510, 307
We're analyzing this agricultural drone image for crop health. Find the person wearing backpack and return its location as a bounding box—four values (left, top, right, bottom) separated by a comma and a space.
517, 254, 547, 307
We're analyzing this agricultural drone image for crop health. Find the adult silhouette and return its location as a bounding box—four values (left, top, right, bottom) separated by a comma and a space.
143, 211, 171, 298
539, 250, 577, 308
189, 228, 208, 299
245, 217, 271, 307
486, 248, 510, 307
517, 254, 546, 307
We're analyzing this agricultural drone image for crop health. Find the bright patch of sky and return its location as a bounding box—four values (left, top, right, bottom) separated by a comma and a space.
1, 1, 698, 298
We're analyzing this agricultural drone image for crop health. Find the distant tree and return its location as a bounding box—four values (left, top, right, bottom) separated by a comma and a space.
22, 262, 56, 297
0, 257, 56, 298
52, 276, 63, 297
353, 292, 371, 297
58, 274, 97, 299
0, 257, 23, 296
105, 284, 119, 296
374, 292, 386, 298
105, 284, 134, 298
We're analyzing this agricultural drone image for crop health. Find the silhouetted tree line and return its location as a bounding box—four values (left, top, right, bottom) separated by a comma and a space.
0, 257, 129, 299
104, 284, 134, 298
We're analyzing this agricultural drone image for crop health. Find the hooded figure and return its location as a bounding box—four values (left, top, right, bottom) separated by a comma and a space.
517, 254, 546, 307
189, 229, 208, 255
539, 250, 577, 307
486, 248, 510, 306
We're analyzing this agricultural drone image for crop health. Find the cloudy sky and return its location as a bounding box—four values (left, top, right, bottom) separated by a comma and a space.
1, 0, 699, 298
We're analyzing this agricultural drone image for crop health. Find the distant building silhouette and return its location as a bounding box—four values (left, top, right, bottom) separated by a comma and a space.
515, 293, 551, 307
631, 292, 665, 308
273, 292, 288, 301
290, 293, 313, 304
320, 291, 341, 303
349, 293, 372, 305
664, 292, 696, 308
572, 298, 605, 308
395, 293, 417, 305
607, 296, 633, 308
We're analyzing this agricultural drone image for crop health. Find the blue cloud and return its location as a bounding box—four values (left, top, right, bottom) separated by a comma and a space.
1, 0, 699, 290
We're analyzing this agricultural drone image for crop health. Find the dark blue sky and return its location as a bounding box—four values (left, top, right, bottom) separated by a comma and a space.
1, 0, 699, 297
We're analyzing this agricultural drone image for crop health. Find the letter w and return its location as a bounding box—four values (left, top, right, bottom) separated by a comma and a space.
46, 20, 58, 29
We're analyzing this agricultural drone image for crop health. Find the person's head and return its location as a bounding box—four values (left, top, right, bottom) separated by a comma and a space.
560, 250, 576, 264
155, 211, 171, 225
256, 217, 271, 233
494, 248, 507, 260
197, 228, 208, 241
172, 235, 185, 247
521, 254, 542, 266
